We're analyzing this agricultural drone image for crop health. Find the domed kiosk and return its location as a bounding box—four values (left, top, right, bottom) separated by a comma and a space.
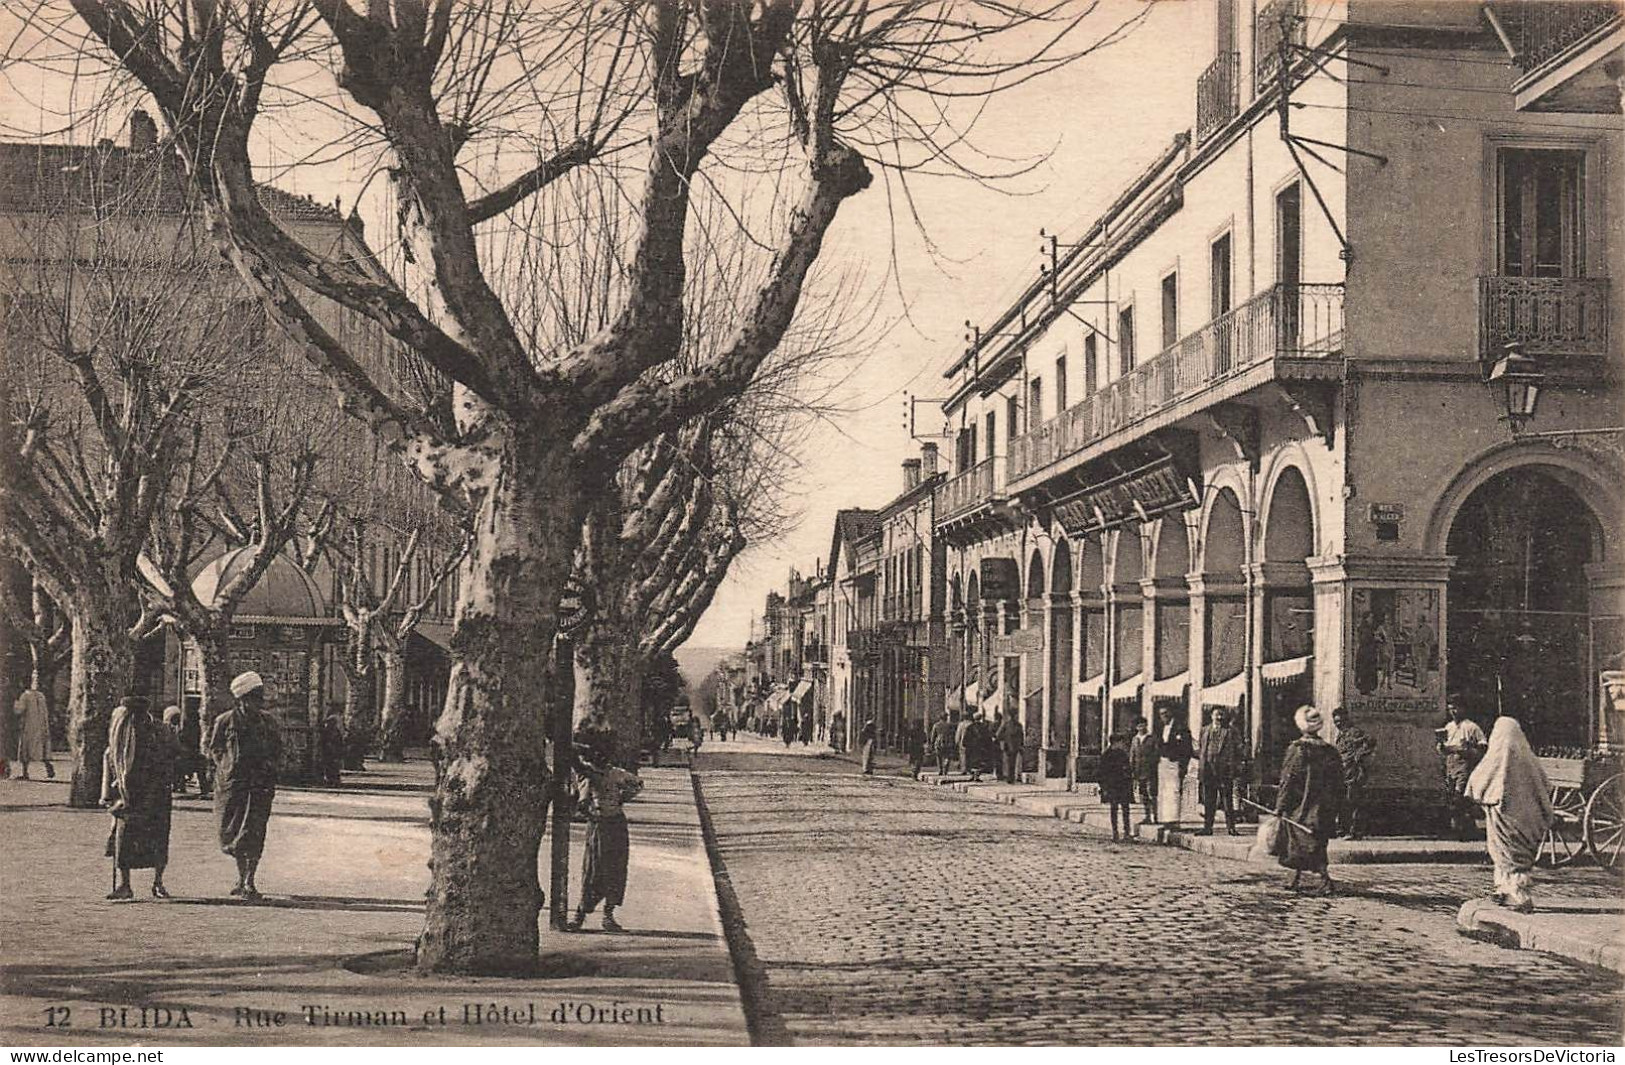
186, 547, 339, 782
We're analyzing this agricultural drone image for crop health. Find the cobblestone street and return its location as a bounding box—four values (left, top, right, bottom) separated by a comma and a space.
695, 736, 1624, 1046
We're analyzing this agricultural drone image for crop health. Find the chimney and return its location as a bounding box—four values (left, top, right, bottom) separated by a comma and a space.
129, 110, 158, 151
903, 457, 922, 492
920, 442, 939, 479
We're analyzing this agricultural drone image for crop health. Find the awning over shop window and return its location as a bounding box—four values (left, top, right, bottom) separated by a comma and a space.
1078, 674, 1106, 700
1150, 671, 1190, 699
791, 680, 813, 701
766, 690, 789, 710
1110, 673, 1143, 702
414, 622, 452, 653
960, 681, 980, 707
1262, 655, 1312, 685
1201, 672, 1246, 708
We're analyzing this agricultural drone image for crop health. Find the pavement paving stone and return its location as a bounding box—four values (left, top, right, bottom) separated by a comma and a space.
0, 765, 747, 1047
695, 735, 1624, 1047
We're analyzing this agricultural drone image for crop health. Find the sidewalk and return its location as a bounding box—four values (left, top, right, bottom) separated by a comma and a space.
918, 771, 1496, 861
915, 769, 1625, 973
0, 763, 748, 1047
1457, 897, 1625, 975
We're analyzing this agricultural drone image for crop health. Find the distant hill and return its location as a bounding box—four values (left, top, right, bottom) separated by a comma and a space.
673, 645, 735, 690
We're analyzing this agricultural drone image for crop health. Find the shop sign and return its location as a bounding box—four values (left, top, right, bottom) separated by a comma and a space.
1367, 503, 1406, 524
1052, 456, 1195, 535
979, 557, 1021, 602
993, 627, 1044, 655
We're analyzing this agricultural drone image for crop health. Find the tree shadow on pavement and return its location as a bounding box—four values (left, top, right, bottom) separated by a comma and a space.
161, 894, 426, 914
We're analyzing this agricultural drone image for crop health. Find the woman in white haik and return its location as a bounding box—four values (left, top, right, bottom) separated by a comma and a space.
1466, 717, 1552, 913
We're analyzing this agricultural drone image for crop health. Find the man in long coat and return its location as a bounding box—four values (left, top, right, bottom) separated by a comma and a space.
209, 672, 281, 899
1197, 706, 1246, 835
13, 686, 53, 780
102, 695, 177, 899
995, 711, 1024, 784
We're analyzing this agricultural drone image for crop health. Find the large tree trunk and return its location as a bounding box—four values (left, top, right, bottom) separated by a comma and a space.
377, 645, 408, 762
416, 440, 580, 975
65, 605, 132, 808
195, 628, 234, 735
573, 621, 646, 768
340, 625, 378, 770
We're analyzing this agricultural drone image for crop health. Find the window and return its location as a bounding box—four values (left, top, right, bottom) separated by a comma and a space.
1499, 147, 1584, 277
1277, 184, 1302, 345
1276, 183, 1302, 290
1211, 233, 1233, 317
1054, 355, 1068, 411
1028, 377, 1044, 428
1084, 333, 1098, 394
1161, 272, 1179, 350
1005, 395, 1018, 444
1117, 305, 1136, 374
984, 410, 996, 459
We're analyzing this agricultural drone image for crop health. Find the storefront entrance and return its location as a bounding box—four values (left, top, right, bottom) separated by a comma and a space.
1446, 467, 1602, 751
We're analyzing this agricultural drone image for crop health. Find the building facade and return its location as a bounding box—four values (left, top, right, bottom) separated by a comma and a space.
933, 0, 1622, 811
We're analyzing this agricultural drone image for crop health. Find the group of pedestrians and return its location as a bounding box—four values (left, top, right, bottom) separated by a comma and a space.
99, 671, 281, 902
920, 709, 1026, 783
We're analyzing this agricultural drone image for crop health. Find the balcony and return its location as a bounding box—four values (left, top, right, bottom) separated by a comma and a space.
1196, 52, 1240, 146
1255, 0, 1305, 94
1008, 282, 1343, 485
1514, 3, 1620, 73
935, 456, 1001, 522
1504, 1, 1624, 113
1478, 276, 1610, 359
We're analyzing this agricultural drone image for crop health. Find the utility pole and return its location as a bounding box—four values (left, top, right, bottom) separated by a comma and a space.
548, 634, 574, 931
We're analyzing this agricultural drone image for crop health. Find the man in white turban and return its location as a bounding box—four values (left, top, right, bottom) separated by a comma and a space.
209, 671, 281, 899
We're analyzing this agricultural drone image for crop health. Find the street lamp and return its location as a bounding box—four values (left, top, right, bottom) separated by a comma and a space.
1486, 343, 1543, 434
1485, 342, 1625, 442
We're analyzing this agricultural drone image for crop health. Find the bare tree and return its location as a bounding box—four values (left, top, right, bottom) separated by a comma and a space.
0, 144, 257, 804
48, 0, 1138, 972
1, 576, 72, 693
320, 454, 466, 766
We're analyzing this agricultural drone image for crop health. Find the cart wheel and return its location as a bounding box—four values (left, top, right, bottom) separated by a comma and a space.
1583, 772, 1625, 870
1541, 786, 1587, 867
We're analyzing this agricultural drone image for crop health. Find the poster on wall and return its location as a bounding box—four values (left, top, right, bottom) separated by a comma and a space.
1347, 587, 1441, 715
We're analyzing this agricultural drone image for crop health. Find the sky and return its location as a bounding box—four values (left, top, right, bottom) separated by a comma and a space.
684, 1, 1205, 648
0, 0, 1209, 651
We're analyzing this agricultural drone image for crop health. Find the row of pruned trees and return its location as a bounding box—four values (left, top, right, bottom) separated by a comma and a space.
14, 0, 1138, 974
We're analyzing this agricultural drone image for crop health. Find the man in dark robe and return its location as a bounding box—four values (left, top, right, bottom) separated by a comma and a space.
102, 695, 178, 899
319, 715, 345, 786
210, 672, 282, 899
996, 711, 1025, 784
1332, 706, 1376, 839
178, 701, 207, 796
1272, 704, 1345, 895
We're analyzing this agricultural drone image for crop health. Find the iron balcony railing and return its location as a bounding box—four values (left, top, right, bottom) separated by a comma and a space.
933, 455, 1002, 522
1008, 282, 1343, 484
1196, 51, 1240, 146
1514, 2, 1621, 74
1478, 275, 1610, 358
1255, 0, 1306, 93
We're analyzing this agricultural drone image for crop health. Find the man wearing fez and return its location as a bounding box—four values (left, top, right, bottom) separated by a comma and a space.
209, 672, 282, 899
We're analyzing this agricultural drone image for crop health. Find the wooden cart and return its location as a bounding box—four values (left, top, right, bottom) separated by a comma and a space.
1538, 753, 1624, 869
